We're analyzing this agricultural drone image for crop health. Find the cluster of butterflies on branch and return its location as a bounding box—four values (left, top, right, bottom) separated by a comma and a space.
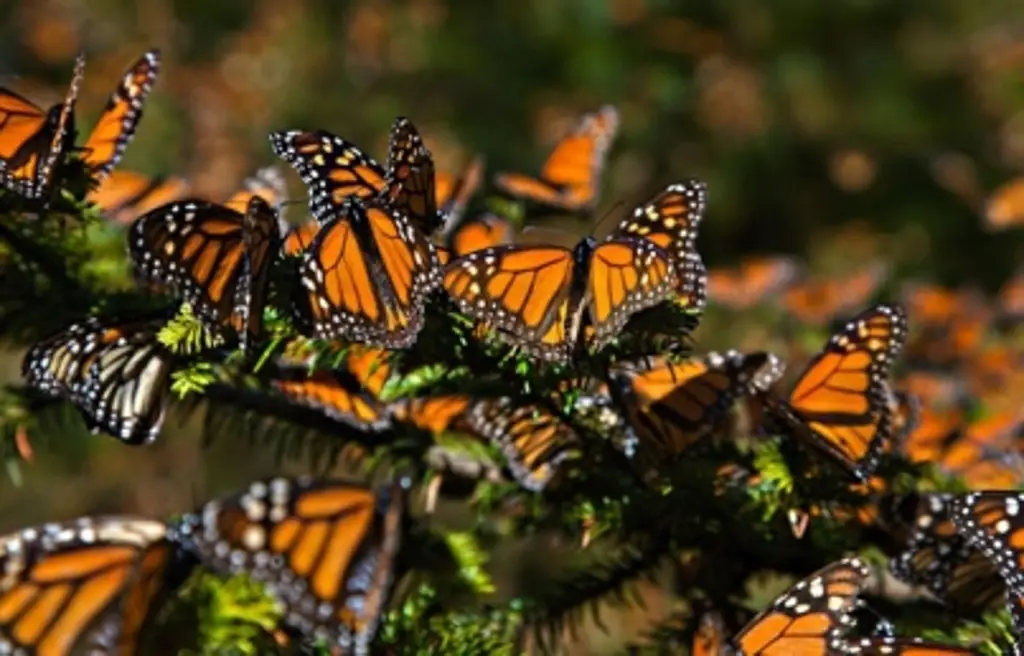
0, 49, 1021, 654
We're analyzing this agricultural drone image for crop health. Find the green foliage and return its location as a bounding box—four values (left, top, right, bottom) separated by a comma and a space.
180, 572, 283, 656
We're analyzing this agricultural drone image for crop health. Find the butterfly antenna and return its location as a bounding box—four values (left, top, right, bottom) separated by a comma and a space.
591, 199, 627, 238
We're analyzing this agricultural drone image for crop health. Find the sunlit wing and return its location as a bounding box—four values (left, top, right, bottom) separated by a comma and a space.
270, 129, 386, 224
384, 116, 442, 236
443, 244, 576, 361
448, 213, 515, 257
493, 105, 619, 212
0, 55, 84, 199
781, 263, 888, 326
707, 255, 799, 310
984, 176, 1024, 231
435, 155, 484, 226
772, 304, 907, 480
224, 165, 288, 212
80, 49, 160, 182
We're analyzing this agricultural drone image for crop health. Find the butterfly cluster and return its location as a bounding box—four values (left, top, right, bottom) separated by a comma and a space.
1, 51, 1020, 654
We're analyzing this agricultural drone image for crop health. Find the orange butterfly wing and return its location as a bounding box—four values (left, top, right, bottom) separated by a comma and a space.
449, 213, 515, 257
984, 176, 1024, 230
298, 198, 441, 347
272, 369, 389, 431
494, 105, 619, 212
80, 49, 160, 181
781, 264, 887, 326
732, 557, 869, 655
443, 244, 576, 361
0, 516, 177, 655
613, 181, 708, 308
0, 55, 83, 199
707, 256, 799, 310
693, 613, 726, 656
610, 350, 783, 459
224, 166, 288, 213
129, 197, 281, 348
179, 477, 406, 653
775, 304, 907, 479
270, 129, 386, 224
282, 220, 320, 257
843, 637, 978, 655
87, 169, 191, 224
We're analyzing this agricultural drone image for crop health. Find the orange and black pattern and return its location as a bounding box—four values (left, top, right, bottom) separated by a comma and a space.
87, 169, 191, 224
764, 303, 908, 480
384, 116, 443, 236
79, 50, 161, 182
0, 515, 183, 655
22, 317, 174, 444
494, 105, 619, 213
177, 476, 407, 654
730, 556, 868, 654
609, 350, 783, 460
295, 196, 442, 347
129, 196, 281, 349
0, 55, 83, 199
706, 255, 799, 310
950, 491, 1024, 597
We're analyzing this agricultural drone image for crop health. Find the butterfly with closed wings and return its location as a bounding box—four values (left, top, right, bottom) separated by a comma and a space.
129, 193, 282, 351
22, 316, 175, 444
0, 515, 190, 656
760, 303, 908, 481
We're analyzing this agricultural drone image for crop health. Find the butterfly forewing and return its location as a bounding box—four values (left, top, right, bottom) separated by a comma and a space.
385, 116, 442, 236
81, 49, 161, 181
585, 237, 678, 350
270, 130, 386, 224
87, 170, 191, 224
732, 557, 868, 655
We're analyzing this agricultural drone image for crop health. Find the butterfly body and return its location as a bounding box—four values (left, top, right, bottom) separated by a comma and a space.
296, 196, 442, 347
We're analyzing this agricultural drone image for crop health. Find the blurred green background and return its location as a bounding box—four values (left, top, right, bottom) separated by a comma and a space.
0, 1, 1022, 651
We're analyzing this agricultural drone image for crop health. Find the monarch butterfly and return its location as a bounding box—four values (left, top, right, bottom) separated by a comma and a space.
78, 50, 161, 182
890, 493, 1003, 613
294, 195, 442, 347
383, 116, 443, 236
391, 395, 582, 491
0, 515, 186, 655
763, 304, 908, 480
900, 283, 991, 368
941, 413, 1024, 490
950, 491, 1024, 596
984, 176, 1024, 231
841, 636, 978, 655
177, 476, 407, 654
899, 405, 962, 464
87, 169, 191, 224
692, 612, 726, 656
270, 367, 391, 431
434, 155, 484, 227
608, 350, 783, 461
442, 183, 706, 362
22, 316, 174, 444
706, 255, 799, 310
445, 212, 515, 258
780, 263, 887, 326
494, 105, 619, 213
0, 55, 83, 199
129, 195, 281, 350
463, 397, 582, 491
281, 220, 321, 257
730, 557, 868, 654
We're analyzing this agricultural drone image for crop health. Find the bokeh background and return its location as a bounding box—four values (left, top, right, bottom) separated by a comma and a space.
1, 1, 1022, 651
